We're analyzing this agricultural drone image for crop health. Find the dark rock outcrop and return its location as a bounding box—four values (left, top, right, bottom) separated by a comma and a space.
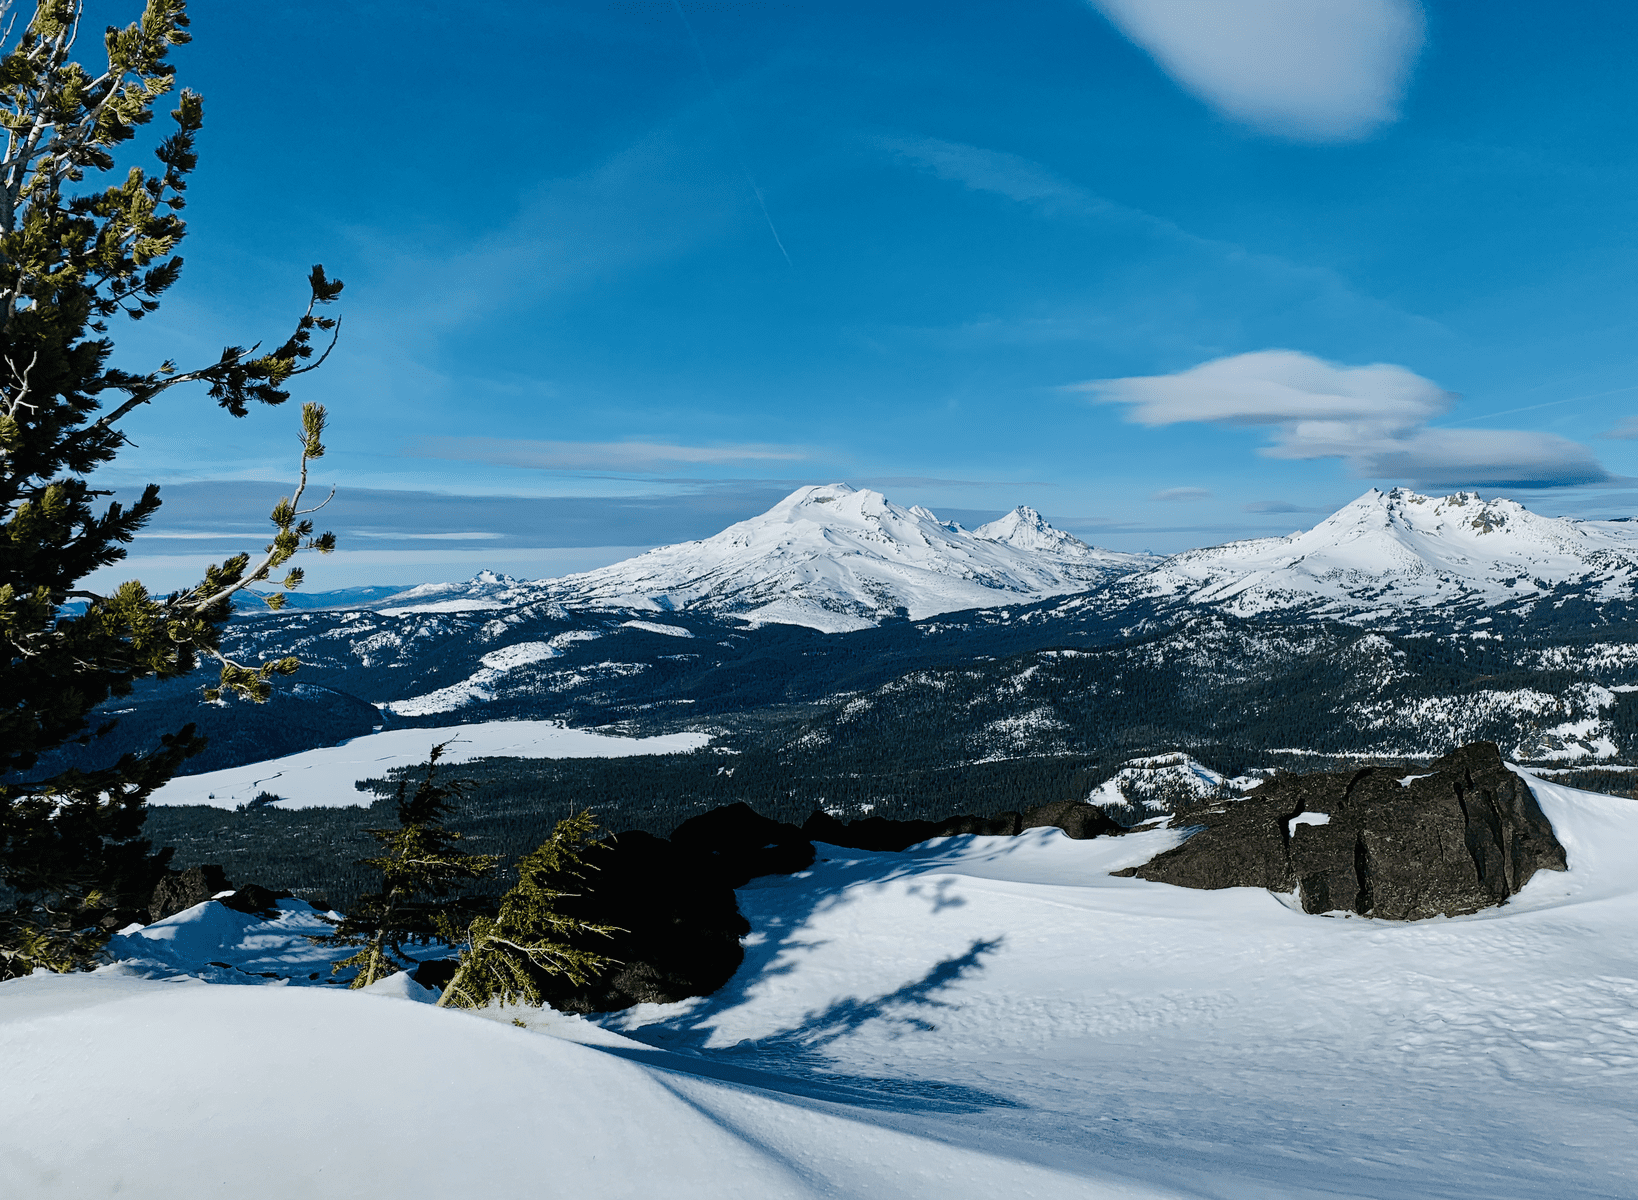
147, 864, 232, 923
1116, 742, 1567, 919
218, 883, 294, 919
148, 867, 297, 924
412, 958, 459, 991
1021, 800, 1123, 840
542, 830, 754, 1013
668, 803, 816, 888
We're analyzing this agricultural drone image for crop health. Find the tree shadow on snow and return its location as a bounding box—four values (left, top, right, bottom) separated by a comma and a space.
595, 839, 1027, 1114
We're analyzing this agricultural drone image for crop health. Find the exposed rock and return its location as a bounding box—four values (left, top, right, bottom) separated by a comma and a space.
543, 830, 752, 1013
1116, 742, 1567, 919
669, 803, 816, 888
147, 865, 231, 923
1021, 800, 1122, 840
218, 883, 293, 919
411, 959, 458, 991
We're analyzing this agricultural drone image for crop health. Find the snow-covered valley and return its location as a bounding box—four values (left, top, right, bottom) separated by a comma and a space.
5, 768, 1636, 1199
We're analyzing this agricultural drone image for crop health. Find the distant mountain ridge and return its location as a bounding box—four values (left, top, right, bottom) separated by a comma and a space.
358, 485, 1638, 632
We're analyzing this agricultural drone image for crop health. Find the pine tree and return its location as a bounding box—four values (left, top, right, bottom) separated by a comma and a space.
319, 743, 499, 989
435, 811, 620, 1010
0, 1, 344, 978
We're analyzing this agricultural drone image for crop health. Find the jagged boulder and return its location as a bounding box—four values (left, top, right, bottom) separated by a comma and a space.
147, 865, 232, 923
1116, 742, 1567, 919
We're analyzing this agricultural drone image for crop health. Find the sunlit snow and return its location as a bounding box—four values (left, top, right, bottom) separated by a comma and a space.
4, 770, 1636, 1198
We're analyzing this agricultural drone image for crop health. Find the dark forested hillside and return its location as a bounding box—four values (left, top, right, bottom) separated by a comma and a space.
43, 577, 1638, 908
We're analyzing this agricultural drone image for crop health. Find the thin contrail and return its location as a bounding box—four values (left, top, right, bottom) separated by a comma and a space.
1436, 383, 1638, 427
671, 0, 793, 267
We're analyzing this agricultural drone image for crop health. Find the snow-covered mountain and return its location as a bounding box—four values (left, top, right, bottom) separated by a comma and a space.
542, 485, 1151, 631
1108, 487, 1638, 618
381, 485, 1154, 633
375, 486, 1638, 633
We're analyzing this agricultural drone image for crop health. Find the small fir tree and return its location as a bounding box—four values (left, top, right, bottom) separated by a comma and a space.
0, 1, 344, 978
319, 743, 499, 989
435, 811, 619, 1010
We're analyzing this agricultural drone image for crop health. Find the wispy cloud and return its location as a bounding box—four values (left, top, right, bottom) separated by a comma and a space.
1243, 499, 1331, 513
1082, 350, 1611, 489
1087, 0, 1425, 141
1602, 415, 1638, 440
111, 481, 802, 551
1152, 486, 1212, 501
881, 136, 1448, 345
406, 437, 807, 473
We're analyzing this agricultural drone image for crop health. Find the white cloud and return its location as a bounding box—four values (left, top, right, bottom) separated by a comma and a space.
1083, 350, 1611, 488
1088, 0, 1425, 141
1090, 349, 1452, 428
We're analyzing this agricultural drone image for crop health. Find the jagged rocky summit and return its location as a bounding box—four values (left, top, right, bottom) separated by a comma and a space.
1117, 742, 1567, 918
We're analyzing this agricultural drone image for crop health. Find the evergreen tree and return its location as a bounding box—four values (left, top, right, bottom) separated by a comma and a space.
435, 811, 619, 1010
319, 743, 499, 989
0, 0, 344, 978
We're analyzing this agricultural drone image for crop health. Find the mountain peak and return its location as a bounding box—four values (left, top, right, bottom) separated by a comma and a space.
534, 485, 1153, 632
1121, 487, 1638, 617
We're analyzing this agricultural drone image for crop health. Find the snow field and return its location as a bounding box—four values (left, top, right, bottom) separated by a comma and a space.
1, 771, 1635, 1198
147, 719, 714, 809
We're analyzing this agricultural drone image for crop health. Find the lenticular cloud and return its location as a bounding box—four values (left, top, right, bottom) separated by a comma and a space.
1088, 0, 1425, 141
1082, 349, 1611, 489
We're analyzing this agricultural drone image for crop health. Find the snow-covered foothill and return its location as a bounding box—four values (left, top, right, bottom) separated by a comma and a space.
1116, 486, 1638, 617
147, 719, 713, 810
1085, 750, 1249, 821
3, 771, 1636, 1198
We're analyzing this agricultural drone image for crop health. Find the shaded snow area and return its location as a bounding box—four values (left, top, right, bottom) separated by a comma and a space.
148, 719, 713, 810
4, 772, 1637, 1197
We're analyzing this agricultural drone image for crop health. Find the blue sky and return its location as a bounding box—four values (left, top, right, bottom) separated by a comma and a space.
89, 0, 1638, 588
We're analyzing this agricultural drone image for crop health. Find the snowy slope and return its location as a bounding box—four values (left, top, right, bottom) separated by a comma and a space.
5, 771, 1637, 1198
1114, 487, 1638, 617
374, 486, 1153, 633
